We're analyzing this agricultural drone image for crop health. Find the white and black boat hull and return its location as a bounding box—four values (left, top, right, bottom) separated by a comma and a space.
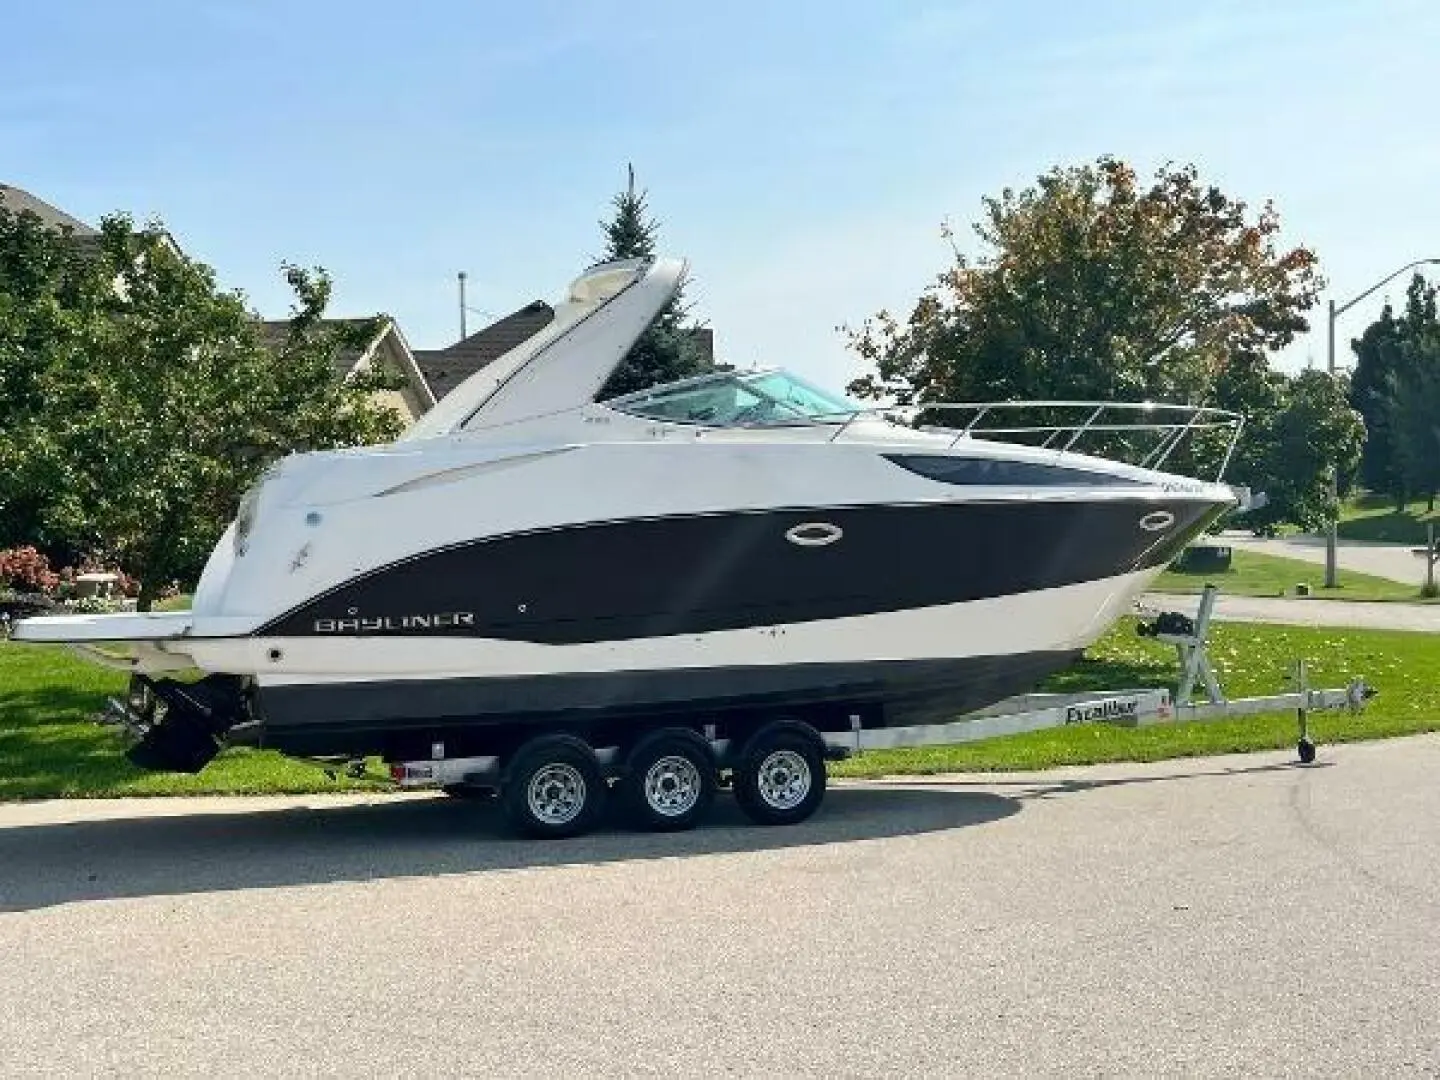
245, 566, 1167, 760
196, 487, 1218, 758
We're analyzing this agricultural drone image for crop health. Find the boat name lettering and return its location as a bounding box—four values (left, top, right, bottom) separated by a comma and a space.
313, 612, 477, 633
1064, 697, 1141, 725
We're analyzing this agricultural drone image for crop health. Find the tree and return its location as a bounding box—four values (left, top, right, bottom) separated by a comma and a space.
1224, 369, 1364, 535
1, 209, 404, 608
593, 165, 709, 399
0, 199, 113, 552
847, 157, 1321, 406
1350, 274, 1439, 507
1383, 280, 1440, 511
845, 156, 1364, 533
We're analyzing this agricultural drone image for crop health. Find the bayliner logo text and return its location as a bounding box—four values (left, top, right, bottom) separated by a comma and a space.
314, 613, 476, 633
1064, 697, 1141, 725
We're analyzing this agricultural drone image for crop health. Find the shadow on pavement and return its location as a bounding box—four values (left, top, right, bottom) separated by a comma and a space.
920, 758, 1333, 800
0, 786, 1020, 913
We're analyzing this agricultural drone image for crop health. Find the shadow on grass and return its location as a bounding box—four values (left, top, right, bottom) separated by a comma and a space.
1338, 511, 1434, 545
1038, 654, 1175, 695
0, 688, 147, 798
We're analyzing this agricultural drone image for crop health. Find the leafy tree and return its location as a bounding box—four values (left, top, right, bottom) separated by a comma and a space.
1350, 274, 1439, 507
1226, 369, 1364, 535
847, 157, 1321, 406
1, 209, 403, 609
0, 199, 113, 551
593, 165, 709, 399
845, 156, 1366, 533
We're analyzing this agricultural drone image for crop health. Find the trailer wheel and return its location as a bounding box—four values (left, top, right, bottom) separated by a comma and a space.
732, 722, 826, 827
501, 735, 606, 839
618, 728, 717, 832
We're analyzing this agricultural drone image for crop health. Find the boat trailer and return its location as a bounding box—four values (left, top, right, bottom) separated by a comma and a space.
818, 584, 1374, 767
391, 585, 1376, 794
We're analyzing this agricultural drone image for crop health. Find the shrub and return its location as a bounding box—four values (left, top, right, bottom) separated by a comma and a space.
64, 595, 125, 614
0, 547, 59, 595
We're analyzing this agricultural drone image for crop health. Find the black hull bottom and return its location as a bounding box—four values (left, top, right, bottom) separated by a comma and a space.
252, 650, 1082, 759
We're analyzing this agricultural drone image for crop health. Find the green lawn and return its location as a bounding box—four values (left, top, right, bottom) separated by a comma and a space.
1338, 492, 1440, 545
1154, 548, 1425, 602
0, 643, 391, 799
3, 617, 1436, 799
835, 618, 1439, 776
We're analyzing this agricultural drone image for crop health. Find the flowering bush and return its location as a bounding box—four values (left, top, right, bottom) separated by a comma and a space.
0, 547, 59, 595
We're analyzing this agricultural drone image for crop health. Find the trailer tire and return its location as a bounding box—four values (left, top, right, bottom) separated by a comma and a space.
732, 722, 827, 827
618, 728, 717, 832
501, 735, 606, 839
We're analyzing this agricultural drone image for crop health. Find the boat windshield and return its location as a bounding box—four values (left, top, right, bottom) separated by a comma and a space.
610, 368, 860, 427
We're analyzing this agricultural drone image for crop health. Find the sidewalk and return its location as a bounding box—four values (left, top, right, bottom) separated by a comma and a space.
1142, 591, 1440, 632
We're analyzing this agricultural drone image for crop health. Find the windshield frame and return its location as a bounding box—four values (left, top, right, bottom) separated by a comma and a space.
604, 367, 862, 429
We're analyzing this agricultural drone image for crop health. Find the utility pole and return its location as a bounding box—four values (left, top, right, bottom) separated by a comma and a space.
457, 269, 469, 339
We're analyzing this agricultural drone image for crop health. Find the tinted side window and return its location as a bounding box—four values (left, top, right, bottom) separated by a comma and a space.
884, 454, 1144, 487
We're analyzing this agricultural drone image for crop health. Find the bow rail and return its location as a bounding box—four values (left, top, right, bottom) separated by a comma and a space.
832, 400, 1245, 482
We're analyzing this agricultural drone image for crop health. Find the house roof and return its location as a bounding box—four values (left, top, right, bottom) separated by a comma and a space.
415, 300, 557, 400
256, 318, 388, 377
0, 184, 98, 236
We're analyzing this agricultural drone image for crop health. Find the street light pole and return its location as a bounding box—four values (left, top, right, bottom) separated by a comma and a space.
1325, 297, 1338, 588
1322, 257, 1440, 588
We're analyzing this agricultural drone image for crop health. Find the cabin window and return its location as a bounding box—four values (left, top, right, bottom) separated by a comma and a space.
884, 454, 1145, 487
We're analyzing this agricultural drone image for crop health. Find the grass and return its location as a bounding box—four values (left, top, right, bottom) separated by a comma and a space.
834, 618, 1440, 777
1153, 548, 1425, 602
3, 616, 1438, 799
0, 643, 391, 799
1338, 492, 1440, 545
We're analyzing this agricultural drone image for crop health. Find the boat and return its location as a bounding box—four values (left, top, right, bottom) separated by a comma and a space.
12, 255, 1241, 829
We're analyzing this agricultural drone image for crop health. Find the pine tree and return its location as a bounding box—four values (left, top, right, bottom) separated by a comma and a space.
594, 165, 708, 399
599, 164, 657, 262
1352, 275, 1440, 507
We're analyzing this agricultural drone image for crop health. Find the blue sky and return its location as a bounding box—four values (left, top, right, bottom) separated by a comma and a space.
5, 0, 1438, 390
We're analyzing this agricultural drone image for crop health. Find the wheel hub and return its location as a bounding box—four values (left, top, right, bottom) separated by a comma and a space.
526, 763, 586, 825
756, 749, 811, 810
644, 754, 702, 817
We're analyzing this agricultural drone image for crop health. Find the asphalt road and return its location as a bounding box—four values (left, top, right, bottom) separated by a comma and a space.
1, 736, 1438, 1077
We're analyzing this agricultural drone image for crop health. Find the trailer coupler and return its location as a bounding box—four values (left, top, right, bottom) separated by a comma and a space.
101, 673, 249, 773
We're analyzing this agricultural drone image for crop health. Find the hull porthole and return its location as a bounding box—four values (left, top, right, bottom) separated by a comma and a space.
1139, 510, 1176, 532
785, 522, 844, 548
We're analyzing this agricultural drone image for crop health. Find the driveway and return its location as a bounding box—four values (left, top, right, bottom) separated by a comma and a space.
1, 736, 1436, 1076
1221, 531, 1432, 586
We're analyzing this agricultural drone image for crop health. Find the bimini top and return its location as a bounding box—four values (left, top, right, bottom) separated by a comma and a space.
401, 256, 687, 440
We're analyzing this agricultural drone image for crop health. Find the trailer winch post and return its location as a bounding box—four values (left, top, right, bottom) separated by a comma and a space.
1293, 658, 1317, 763
1158, 583, 1223, 708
